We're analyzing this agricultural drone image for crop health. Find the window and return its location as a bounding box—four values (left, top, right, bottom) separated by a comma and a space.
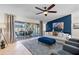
14, 21, 40, 38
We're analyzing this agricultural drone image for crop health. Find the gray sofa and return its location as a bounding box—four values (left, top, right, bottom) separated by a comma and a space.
58, 38, 79, 55
51, 38, 79, 55
58, 44, 79, 55
65, 41, 79, 48
69, 38, 79, 43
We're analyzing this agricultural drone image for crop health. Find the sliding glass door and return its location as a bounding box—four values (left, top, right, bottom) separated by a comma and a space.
14, 21, 40, 39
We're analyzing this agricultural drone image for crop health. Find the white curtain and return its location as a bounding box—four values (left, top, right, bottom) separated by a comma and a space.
4, 14, 15, 43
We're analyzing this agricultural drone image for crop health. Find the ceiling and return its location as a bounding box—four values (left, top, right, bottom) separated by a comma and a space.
0, 4, 79, 22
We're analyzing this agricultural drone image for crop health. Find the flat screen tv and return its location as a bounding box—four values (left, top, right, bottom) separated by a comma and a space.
53, 22, 64, 32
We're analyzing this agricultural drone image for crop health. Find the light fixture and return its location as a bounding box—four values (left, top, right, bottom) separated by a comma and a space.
43, 11, 48, 16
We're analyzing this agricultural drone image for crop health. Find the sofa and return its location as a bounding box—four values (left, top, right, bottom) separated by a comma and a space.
58, 44, 79, 55
65, 41, 79, 48
57, 38, 79, 55
69, 38, 79, 43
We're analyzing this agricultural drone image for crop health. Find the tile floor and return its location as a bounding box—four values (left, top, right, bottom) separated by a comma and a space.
0, 41, 32, 55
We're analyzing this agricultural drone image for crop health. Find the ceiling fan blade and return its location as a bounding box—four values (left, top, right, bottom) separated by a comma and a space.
47, 4, 55, 10
36, 12, 43, 15
48, 11, 57, 13
35, 7, 44, 11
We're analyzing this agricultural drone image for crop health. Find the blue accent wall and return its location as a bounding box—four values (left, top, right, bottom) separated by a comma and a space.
46, 14, 71, 34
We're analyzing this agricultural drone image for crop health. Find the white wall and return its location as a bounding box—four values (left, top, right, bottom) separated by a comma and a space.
72, 11, 79, 39
15, 16, 40, 24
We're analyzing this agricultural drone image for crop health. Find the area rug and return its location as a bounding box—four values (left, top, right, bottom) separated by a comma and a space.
21, 38, 63, 55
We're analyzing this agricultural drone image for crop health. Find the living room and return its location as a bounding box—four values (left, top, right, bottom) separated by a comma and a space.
0, 4, 79, 55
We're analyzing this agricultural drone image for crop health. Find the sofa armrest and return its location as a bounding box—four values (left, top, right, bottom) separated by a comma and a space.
65, 41, 79, 47
69, 38, 79, 43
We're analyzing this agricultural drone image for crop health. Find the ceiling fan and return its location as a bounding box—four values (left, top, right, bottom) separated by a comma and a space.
35, 4, 57, 16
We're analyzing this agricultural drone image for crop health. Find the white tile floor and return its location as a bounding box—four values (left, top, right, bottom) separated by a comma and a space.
0, 41, 32, 55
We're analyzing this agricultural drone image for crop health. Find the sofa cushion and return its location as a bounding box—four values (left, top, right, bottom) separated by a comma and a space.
63, 44, 79, 55
38, 37, 56, 45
